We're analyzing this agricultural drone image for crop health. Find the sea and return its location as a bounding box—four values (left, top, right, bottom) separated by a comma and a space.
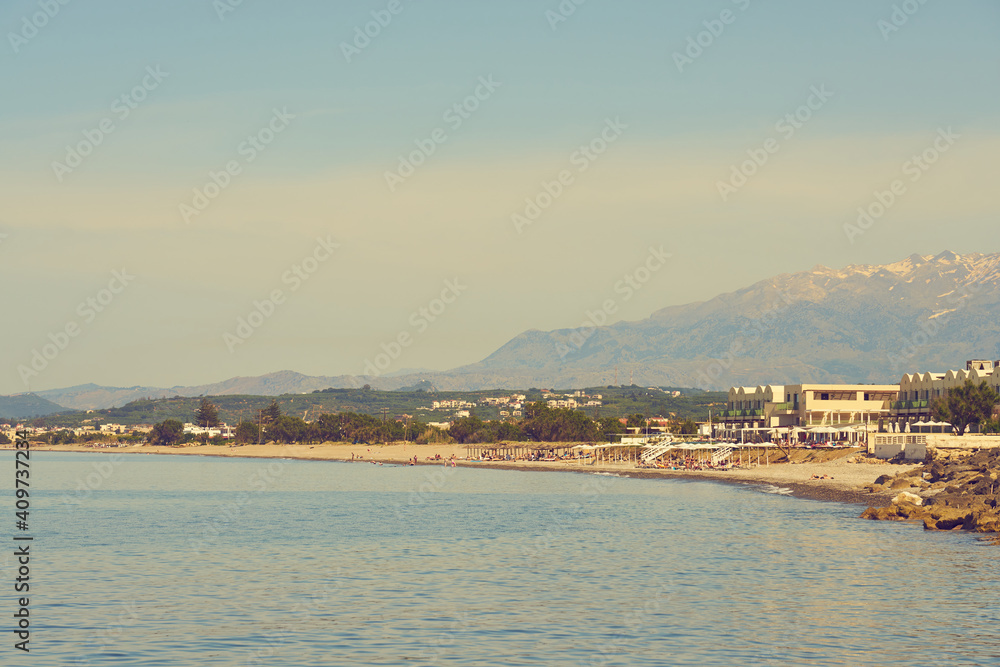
10, 452, 1000, 666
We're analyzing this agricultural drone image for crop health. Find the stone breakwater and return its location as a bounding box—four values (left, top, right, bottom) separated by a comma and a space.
861, 448, 1000, 534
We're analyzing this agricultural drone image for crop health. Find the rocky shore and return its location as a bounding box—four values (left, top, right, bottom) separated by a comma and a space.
861, 448, 1000, 536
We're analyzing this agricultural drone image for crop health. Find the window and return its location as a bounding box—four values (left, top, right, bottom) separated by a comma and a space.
820, 393, 829, 400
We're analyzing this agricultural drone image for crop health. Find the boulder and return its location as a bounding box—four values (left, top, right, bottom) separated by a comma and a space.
890, 477, 915, 490
893, 492, 923, 506
922, 507, 970, 531
967, 508, 1000, 533
861, 505, 906, 521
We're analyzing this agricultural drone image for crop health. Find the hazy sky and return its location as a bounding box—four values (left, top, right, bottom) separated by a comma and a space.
1, 0, 998, 394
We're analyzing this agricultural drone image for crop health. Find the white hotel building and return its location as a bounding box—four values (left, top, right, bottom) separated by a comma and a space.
719, 383, 898, 433
720, 360, 1000, 436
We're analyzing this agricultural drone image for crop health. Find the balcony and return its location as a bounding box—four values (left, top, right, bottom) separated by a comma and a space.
717, 409, 763, 419
891, 400, 929, 411
771, 402, 796, 412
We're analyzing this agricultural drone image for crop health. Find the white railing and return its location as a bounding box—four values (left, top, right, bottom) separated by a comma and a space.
641, 442, 674, 463
639, 435, 675, 463
711, 446, 733, 466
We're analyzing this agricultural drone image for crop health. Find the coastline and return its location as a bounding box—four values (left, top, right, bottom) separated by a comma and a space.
29, 441, 908, 506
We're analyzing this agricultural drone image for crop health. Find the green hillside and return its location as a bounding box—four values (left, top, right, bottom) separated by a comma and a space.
0, 394, 67, 419
28, 386, 726, 428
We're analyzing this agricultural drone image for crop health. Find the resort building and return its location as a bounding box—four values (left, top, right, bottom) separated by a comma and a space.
892, 360, 1000, 429
719, 359, 1000, 439
718, 383, 899, 434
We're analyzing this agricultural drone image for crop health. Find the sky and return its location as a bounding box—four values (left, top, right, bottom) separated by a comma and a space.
1, 0, 998, 394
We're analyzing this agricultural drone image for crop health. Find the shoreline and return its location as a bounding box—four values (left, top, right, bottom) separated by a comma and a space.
29, 442, 906, 506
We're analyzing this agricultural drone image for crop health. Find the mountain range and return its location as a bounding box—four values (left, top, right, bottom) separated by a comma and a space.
8, 250, 998, 413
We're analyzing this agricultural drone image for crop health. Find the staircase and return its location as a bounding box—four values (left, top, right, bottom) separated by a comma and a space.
640, 436, 675, 463
711, 446, 733, 466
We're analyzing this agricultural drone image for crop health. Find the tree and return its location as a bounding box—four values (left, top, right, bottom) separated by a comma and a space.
678, 418, 698, 435
262, 400, 282, 425
521, 404, 598, 442
310, 413, 342, 443
930, 396, 950, 424
267, 415, 307, 443
235, 421, 258, 444
150, 419, 184, 446
195, 398, 220, 427
626, 414, 646, 429
0, 432, 10, 445
938, 380, 1000, 435
598, 417, 625, 440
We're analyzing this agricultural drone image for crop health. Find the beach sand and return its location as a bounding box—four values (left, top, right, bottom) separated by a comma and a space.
34, 441, 916, 505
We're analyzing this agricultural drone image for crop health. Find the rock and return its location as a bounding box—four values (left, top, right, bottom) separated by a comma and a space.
862, 501, 924, 522
967, 508, 1000, 533
922, 507, 970, 531
862, 505, 905, 521
893, 492, 923, 506
862, 449, 1000, 540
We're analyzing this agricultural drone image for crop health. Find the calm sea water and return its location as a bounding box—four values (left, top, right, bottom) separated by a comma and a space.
9, 452, 1000, 666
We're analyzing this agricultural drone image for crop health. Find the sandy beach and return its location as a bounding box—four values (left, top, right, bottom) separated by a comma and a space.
31, 441, 916, 505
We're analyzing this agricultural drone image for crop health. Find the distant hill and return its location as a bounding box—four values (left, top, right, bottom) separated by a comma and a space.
0, 394, 67, 419
30, 372, 367, 411
15, 250, 1000, 405
419, 250, 1000, 390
